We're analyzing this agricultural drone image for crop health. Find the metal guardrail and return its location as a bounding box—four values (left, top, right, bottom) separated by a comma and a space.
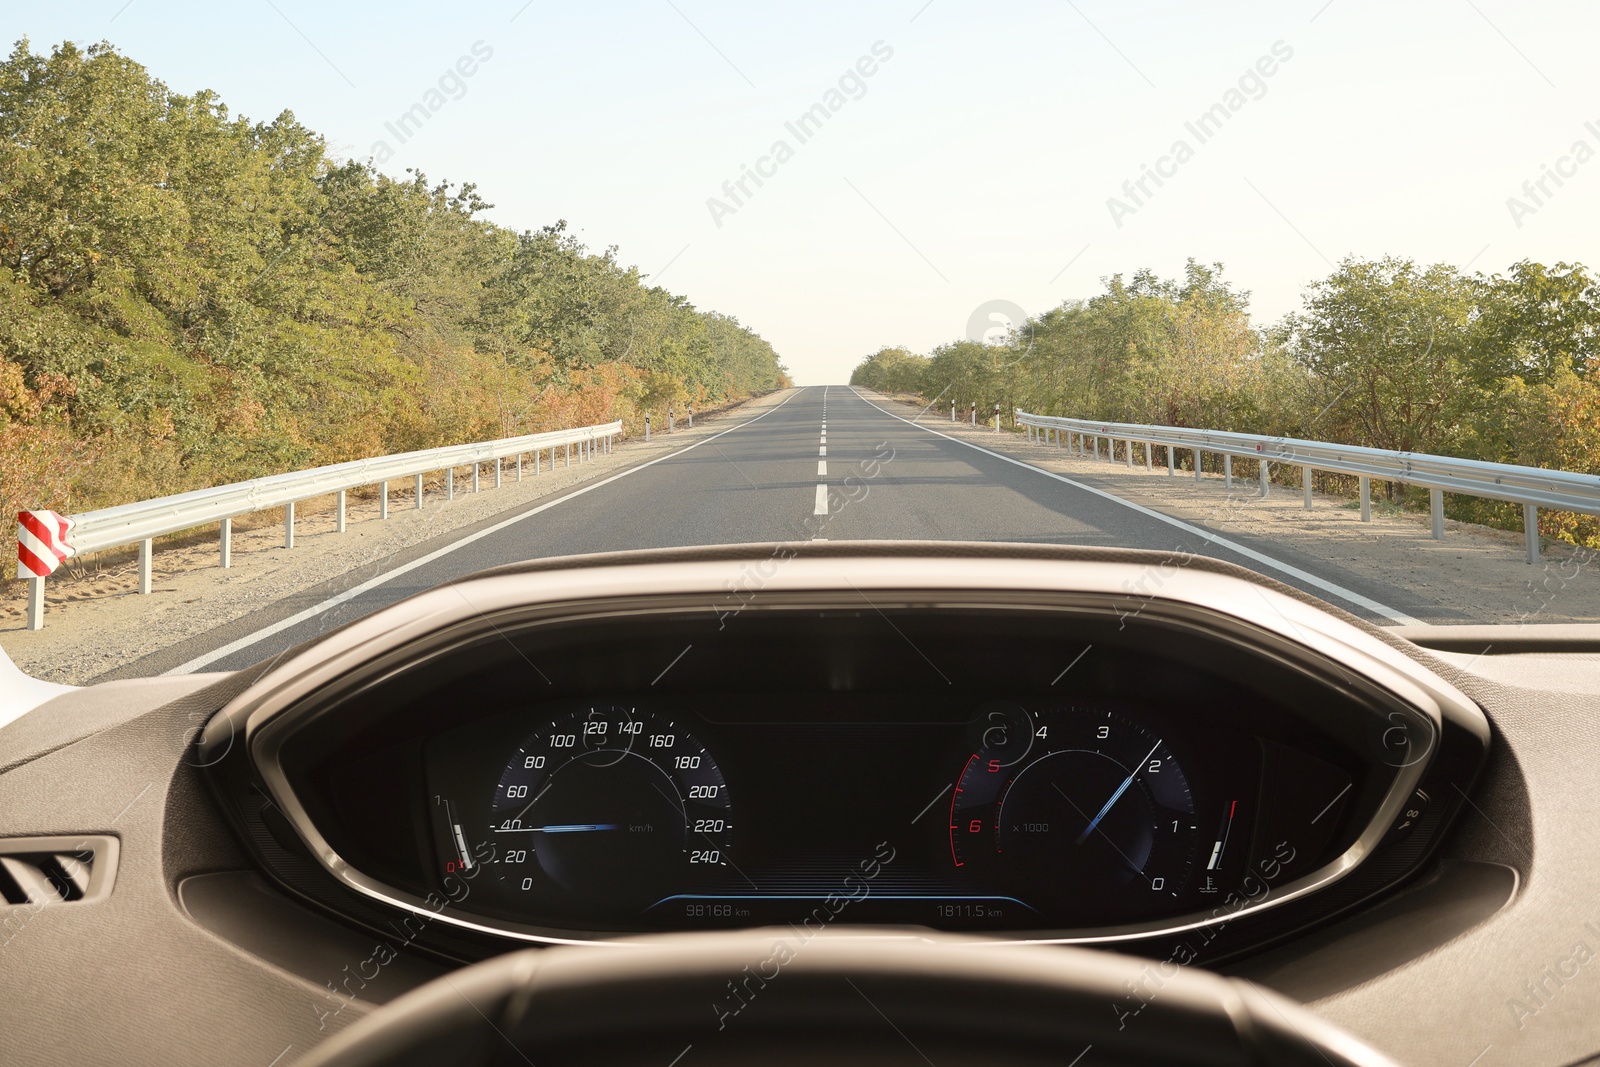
1014, 410, 1600, 565
21, 419, 624, 629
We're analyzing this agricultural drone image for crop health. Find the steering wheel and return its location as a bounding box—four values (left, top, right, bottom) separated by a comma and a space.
295, 929, 1400, 1067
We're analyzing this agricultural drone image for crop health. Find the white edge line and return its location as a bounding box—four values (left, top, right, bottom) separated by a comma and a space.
850, 389, 1422, 626
163, 391, 803, 674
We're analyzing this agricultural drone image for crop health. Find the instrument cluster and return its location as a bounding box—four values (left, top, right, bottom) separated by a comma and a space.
424, 682, 1353, 933
213, 575, 1483, 961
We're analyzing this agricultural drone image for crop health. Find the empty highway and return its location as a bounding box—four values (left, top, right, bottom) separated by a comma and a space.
118, 386, 1428, 678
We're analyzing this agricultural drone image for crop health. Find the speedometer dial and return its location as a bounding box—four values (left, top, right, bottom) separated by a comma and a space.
487, 706, 731, 917
951, 705, 1199, 918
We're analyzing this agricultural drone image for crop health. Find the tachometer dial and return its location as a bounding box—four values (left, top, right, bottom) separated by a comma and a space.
487, 706, 731, 916
951, 705, 1199, 915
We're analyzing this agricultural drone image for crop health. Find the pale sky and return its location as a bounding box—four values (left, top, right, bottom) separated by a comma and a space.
7, 0, 1598, 384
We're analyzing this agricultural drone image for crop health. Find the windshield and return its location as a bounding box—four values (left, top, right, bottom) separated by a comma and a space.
2, 3, 1597, 684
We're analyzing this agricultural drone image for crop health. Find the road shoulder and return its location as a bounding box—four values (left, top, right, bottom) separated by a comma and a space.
1, 391, 796, 684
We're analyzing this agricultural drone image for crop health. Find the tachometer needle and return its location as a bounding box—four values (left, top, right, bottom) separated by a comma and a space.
1075, 741, 1162, 845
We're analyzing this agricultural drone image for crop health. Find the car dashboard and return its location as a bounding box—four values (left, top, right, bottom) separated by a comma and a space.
197, 546, 1485, 964
24, 543, 1600, 1067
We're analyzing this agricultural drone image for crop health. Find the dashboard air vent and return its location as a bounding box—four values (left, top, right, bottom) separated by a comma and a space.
0, 836, 117, 906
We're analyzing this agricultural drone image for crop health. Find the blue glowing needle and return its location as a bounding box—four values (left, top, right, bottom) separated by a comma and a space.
1075, 741, 1162, 844
535, 823, 619, 833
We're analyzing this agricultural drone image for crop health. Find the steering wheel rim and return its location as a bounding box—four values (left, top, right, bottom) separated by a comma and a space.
295, 929, 1401, 1067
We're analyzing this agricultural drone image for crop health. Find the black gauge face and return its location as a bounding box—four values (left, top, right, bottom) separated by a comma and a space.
951, 706, 1200, 921
486, 706, 732, 917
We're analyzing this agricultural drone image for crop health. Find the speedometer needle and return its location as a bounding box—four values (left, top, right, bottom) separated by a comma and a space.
1075, 741, 1162, 845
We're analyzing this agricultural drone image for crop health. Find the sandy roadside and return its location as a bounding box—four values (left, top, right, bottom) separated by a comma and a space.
1, 390, 796, 683
858, 390, 1600, 626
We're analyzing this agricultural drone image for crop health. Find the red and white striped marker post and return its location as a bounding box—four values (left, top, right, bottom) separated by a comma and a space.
17, 510, 75, 631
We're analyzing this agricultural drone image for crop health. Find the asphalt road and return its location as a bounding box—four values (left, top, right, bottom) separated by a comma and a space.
115, 385, 1429, 680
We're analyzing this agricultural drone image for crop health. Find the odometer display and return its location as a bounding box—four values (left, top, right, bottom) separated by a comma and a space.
486, 706, 732, 920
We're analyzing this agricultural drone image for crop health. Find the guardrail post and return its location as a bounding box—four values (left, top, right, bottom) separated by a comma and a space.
415, 473, 424, 509
473, 463, 480, 493
1167, 446, 1175, 477
1524, 504, 1540, 563
565, 442, 571, 466
1092, 437, 1099, 461
495, 458, 503, 488
516, 454, 523, 481
1224, 455, 1233, 489
380, 481, 389, 519
1359, 477, 1371, 521
1144, 442, 1152, 471
1260, 463, 1270, 499
139, 539, 153, 594
1193, 449, 1202, 483
1429, 489, 1444, 539
26, 577, 44, 631
220, 517, 233, 568
1304, 468, 1314, 510
285, 502, 296, 548
447, 468, 454, 500
535, 450, 541, 475
1126, 440, 1133, 467
336, 490, 347, 532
